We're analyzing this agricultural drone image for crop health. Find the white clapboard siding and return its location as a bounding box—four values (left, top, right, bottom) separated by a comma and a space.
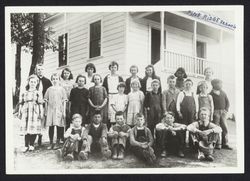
43, 12, 127, 81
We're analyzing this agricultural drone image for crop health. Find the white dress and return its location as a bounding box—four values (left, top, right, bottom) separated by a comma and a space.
110, 94, 128, 123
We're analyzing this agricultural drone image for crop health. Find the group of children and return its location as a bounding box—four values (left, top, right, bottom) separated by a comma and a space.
18, 61, 232, 165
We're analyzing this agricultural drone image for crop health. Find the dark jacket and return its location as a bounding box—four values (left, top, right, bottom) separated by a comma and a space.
124, 76, 142, 94
141, 75, 161, 95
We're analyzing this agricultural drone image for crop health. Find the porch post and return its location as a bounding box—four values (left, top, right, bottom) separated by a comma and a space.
160, 11, 165, 69
219, 29, 223, 79
193, 21, 197, 74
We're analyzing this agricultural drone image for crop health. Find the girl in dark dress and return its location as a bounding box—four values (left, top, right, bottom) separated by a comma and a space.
69, 75, 89, 126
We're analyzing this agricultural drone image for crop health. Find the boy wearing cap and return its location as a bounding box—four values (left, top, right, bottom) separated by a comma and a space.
56, 114, 85, 161
187, 107, 222, 161
80, 111, 111, 160
144, 79, 163, 135
155, 112, 186, 158
108, 111, 131, 160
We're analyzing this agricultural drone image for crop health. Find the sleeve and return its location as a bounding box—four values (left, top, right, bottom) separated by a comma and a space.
224, 92, 230, 111
144, 92, 150, 108
88, 87, 92, 99
140, 91, 145, 103
158, 77, 162, 93
102, 76, 108, 93
62, 88, 68, 102
129, 128, 141, 147
37, 91, 44, 104
101, 124, 108, 138
194, 94, 199, 113
44, 88, 50, 102
69, 88, 74, 102
209, 122, 222, 134
187, 122, 199, 133
124, 78, 130, 95
64, 127, 72, 138
19, 92, 25, 105
124, 95, 128, 105
80, 127, 86, 138
208, 95, 214, 115
103, 86, 108, 99
119, 76, 124, 83
155, 123, 165, 131
162, 91, 167, 113
176, 92, 184, 112
147, 128, 154, 147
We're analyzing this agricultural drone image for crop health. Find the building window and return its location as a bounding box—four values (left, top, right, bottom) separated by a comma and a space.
89, 20, 101, 58
196, 41, 206, 59
58, 33, 68, 67
151, 28, 166, 65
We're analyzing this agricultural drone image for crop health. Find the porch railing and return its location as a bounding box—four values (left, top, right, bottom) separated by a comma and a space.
164, 50, 222, 78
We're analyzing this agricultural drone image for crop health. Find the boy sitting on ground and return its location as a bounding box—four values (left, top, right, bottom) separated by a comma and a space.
80, 110, 111, 160
56, 114, 85, 161
108, 111, 131, 160
187, 107, 222, 161
155, 112, 186, 158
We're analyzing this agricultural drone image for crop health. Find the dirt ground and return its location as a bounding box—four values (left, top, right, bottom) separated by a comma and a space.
12, 117, 237, 170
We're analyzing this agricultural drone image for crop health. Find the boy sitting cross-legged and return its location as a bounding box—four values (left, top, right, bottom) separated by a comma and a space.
187, 107, 222, 161
56, 114, 85, 161
108, 111, 131, 160
79, 110, 111, 160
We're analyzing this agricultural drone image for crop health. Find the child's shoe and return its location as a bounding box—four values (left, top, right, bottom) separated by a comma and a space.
206, 154, 214, 162
215, 144, 222, 150
222, 144, 233, 150
64, 154, 74, 162
160, 150, 167, 157
198, 151, 205, 161
53, 140, 61, 150
112, 146, 118, 160
117, 146, 125, 160
29, 146, 35, 151
47, 142, 54, 150
178, 150, 185, 158
79, 151, 88, 160
22, 146, 29, 153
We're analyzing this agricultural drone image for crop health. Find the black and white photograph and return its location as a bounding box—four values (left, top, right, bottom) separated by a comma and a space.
5, 6, 244, 174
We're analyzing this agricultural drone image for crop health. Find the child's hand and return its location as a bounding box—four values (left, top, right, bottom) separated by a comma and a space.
113, 131, 119, 138
140, 143, 148, 149
83, 139, 88, 146
118, 132, 125, 137
171, 130, 176, 136
102, 137, 108, 145
222, 110, 228, 114
195, 112, 198, 120
178, 112, 183, 119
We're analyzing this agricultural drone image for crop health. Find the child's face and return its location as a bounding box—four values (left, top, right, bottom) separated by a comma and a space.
131, 82, 139, 91
199, 110, 210, 124
185, 81, 193, 90
29, 78, 38, 89
168, 78, 176, 88
93, 75, 101, 85
118, 86, 125, 94
204, 69, 213, 79
213, 82, 222, 90
115, 115, 125, 126
146, 67, 153, 77
77, 77, 86, 87
176, 71, 184, 78
72, 117, 82, 128
93, 114, 102, 124
130, 67, 138, 76
52, 75, 59, 85
110, 65, 118, 74
136, 117, 145, 127
199, 84, 207, 94
87, 67, 94, 75
63, 70, 71, 80
164, 114, 174, 125
151, 82, 159, 92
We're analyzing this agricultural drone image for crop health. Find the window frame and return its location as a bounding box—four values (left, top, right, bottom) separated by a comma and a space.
58, 32, 69, 67
196, 40, 207, 59
87, 18, 103, 60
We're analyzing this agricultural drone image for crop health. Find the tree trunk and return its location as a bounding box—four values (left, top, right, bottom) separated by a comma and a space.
14, 43, 22, 109
29, 13, 44, 76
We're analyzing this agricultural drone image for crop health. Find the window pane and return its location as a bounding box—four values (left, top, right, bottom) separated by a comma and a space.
89, 20, 101, 58
58, 33, 67, 66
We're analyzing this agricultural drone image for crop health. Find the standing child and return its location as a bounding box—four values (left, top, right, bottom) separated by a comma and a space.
44, 73, 67, 149
144, 79, 162, 135
155, 112, 186, 158
130, 113, 156, 165
56, 114, 85, 161
108, 111, 131, 160
125, 65, 142, 94
210, 79, 232, 150
80, 111, 111, 160
84, 63, 96, 90
60, 68, 74, 129
162, 75, 180, 116
198, 81, 214, 121
18, 75, 43, 152
110, 82, 128, 125
69, 75, 89, 126
127, 79, 145, 127
88, 74, 108, 124
174, 67, 187, 91
187, 107, 222, 161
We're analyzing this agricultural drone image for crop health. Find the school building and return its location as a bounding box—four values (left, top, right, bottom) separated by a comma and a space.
19, 11, 236, 113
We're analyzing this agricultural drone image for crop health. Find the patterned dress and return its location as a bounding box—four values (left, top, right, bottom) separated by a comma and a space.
19, 90, 43, 134
127, 90, 145, 126
44, 86, 67, 127
88, 86, 108, 123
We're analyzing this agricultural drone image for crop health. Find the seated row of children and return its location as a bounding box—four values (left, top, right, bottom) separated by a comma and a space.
58, 106, 222, 164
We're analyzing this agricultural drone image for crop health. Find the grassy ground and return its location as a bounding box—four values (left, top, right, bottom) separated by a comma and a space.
13, 118, 237, 170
